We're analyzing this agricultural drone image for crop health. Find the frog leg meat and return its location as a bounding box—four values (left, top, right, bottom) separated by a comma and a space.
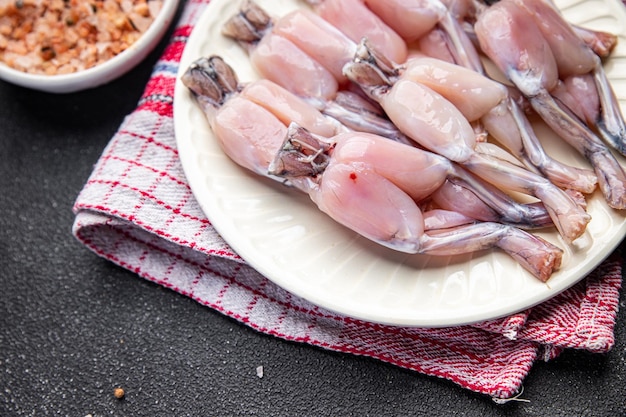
271, 124, 553, 228
349, 41, 597, 193
364, 0, 483, 72
511, 0, 626, 157
344, 47, 591, 242
271, 126, 561, 281
305, 0, 408, 64
222, 0, 338, 102
222, 1, 406, 138
474, 0, 626, 208
182, 56, 339, 181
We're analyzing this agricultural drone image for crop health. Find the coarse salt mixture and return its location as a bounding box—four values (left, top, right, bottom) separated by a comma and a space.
0, 0, 163, 75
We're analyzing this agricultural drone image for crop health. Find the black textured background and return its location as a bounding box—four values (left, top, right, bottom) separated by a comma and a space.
1, 5, 626, 416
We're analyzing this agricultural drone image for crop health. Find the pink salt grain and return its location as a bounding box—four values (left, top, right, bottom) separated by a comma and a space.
0, 0, 164, 75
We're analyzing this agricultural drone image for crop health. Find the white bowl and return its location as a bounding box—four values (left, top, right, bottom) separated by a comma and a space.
0, 0, 180, 93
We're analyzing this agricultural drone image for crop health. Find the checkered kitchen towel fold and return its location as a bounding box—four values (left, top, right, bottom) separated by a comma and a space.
72, 0, 623, 399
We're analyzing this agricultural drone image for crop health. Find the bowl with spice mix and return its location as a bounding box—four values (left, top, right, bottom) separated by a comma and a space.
0, 0, 179, 93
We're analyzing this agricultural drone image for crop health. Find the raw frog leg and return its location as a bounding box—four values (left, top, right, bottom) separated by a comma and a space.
404, 55, 597, 193
183, 56, 561, 279
454, 0, 617, 59
223, 2, 356, 86
344, 45, 591, 242
418, 210, 562, 282
183, 56, 554, 231
270, 123, 553, 228
181, 54, 418, 164
221, 1, 407, 140
222, 0, 338, 101
530, 0, 618, 59
363, 0, 483, 72
181, 56, 341, 181
270, 7, 356, 85
358, 36, 596, 193
474, 0, 626, 209
270, 126, 562, 281
514, 0, 626, 156
304, 0, 407, 64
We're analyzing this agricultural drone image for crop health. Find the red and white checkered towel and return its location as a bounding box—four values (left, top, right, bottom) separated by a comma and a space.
72, 0, 623, 400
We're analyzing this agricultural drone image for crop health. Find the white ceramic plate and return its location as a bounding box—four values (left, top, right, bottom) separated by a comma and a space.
0, 0, 180, 93
174, 0, 626, 327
